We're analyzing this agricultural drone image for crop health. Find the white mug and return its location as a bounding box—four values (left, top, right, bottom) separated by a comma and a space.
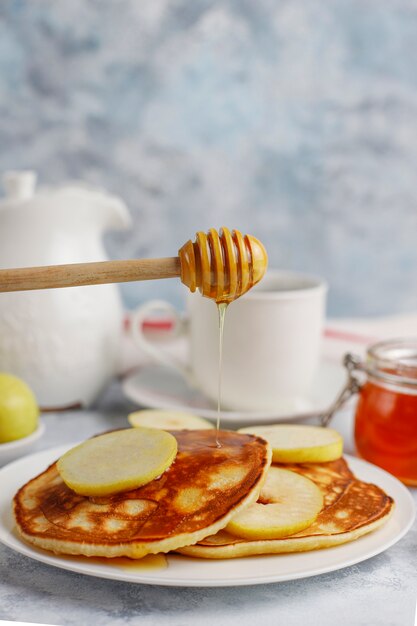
130, 270, 327, 413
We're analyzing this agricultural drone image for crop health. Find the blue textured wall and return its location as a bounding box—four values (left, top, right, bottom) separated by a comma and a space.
1, 0, 417, 316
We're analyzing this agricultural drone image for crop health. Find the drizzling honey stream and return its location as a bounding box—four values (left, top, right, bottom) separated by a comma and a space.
216, 302, 228, 446
180, 227, 268, 446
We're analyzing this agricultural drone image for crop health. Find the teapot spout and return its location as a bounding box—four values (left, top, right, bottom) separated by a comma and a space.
73, 182, 131, 232
101, 195, 132, 232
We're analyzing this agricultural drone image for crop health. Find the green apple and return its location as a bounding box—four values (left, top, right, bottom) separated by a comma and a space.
0, 373, 39, 443
238, 424, 343, 463
57, 428, 178, 496
226, 467, 323, 540
128, 409, 214, 431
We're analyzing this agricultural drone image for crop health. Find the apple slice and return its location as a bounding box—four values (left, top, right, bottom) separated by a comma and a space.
57, 428, 178, 496
238, 425, 343, 463
226, 467, 323, 540
128, 409, 214, 431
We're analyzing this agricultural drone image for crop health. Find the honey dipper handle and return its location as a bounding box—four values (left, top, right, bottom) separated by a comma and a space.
0, 257, 182, 292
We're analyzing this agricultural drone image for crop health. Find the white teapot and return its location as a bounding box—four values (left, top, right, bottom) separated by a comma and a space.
0, 171, 131, 408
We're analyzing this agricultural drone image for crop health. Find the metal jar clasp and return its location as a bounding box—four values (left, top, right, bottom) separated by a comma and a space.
320, 353, 365, 427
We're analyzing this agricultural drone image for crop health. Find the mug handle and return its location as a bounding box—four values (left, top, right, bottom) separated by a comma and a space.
130, 300, 193, 382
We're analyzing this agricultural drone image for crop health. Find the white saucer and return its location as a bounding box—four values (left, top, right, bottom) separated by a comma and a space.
122, 360, 346, 425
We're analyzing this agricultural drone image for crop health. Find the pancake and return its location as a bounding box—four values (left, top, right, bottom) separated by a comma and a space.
13, 429, 271, 558
178, 458, 394, 559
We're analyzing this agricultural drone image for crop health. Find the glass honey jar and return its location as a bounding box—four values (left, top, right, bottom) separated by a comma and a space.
322, 339, 417, 486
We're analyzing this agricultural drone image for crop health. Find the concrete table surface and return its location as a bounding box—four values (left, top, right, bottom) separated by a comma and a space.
0, 382, 416, 626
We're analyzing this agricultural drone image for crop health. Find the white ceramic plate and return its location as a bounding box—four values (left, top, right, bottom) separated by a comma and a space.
0, 445, 414, 587
122, 360, 346, 424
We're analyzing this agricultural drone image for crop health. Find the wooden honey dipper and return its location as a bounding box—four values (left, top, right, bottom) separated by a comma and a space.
0, 227, 267, 303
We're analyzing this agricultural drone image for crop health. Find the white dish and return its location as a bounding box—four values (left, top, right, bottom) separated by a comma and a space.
0, 420, 45, 467
0, 445, 413, 587
122, 360, 346, 424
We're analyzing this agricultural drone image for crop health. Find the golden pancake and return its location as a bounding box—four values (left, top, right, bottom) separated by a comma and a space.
178, 458, 394, 559
13, 429, 271, 558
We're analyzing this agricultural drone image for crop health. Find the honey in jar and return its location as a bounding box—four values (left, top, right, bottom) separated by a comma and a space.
353, 339, 417, 486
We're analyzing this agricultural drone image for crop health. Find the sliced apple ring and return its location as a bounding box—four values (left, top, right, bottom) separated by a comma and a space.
128, 409, 214, 431
226, 467, 323, 540
57, 428, 178, 497
238, 424, 343, 463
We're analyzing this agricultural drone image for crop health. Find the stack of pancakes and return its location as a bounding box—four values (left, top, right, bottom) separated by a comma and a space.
13, 429, 394, 560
